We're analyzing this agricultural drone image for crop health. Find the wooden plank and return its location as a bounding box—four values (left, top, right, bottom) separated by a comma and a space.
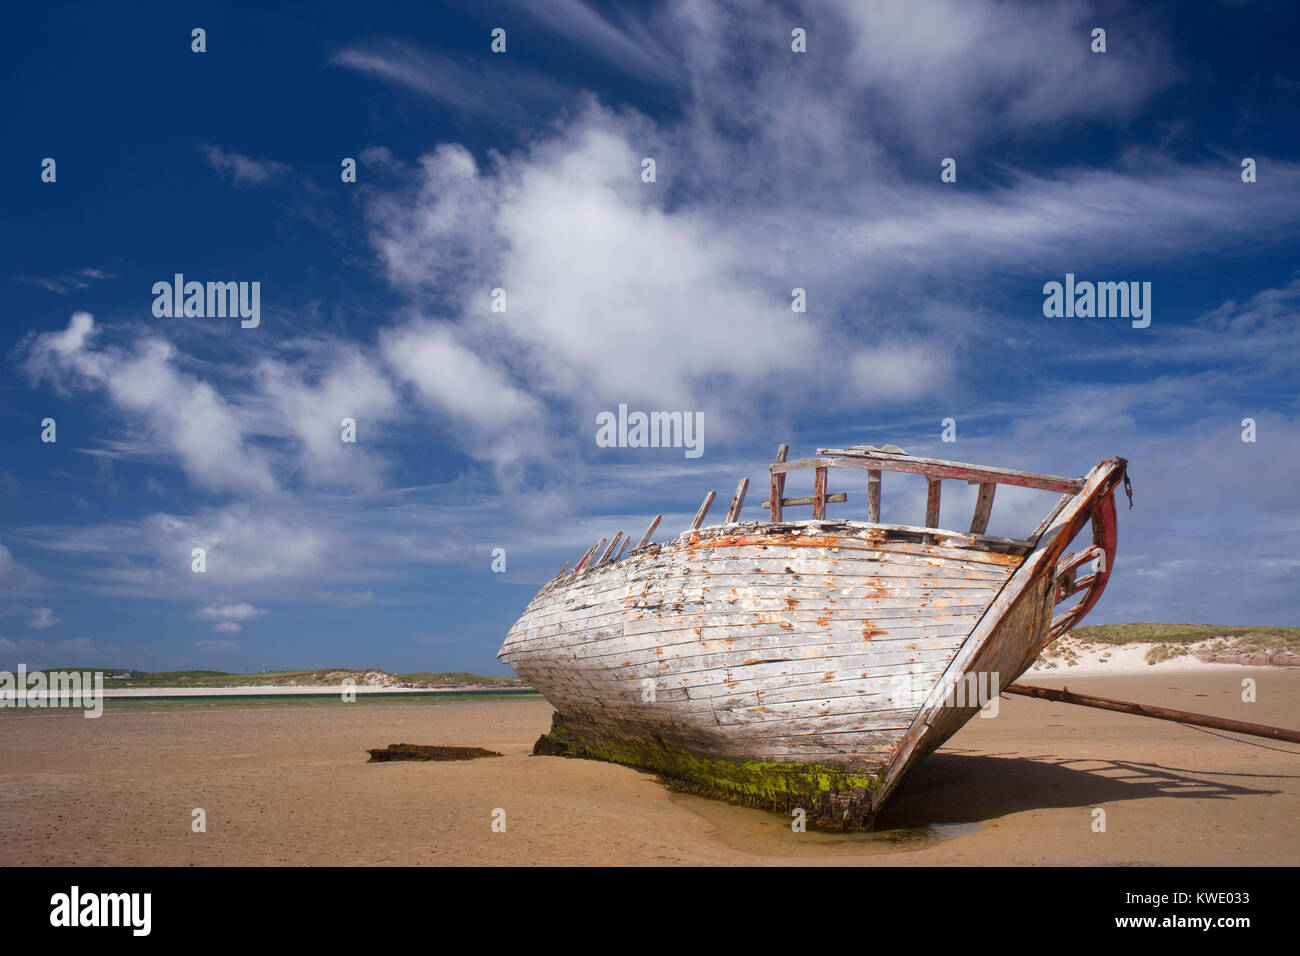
725, 477, 749, 524
1056, 544, 1103, 576
969, 482, 996, 535
760, 492, 847, 509
792, 451, 1083, 494
924, 478, 942, 528
569, 545, 597, 578
770, 443, 789, 522
574, 538, 605, 575
867, 470, 881, 523
1005, 683, 1300, 744
689, 491, 716, 531
813, 467, 828, 519
598, 532, 623, 565
554, 560, 572, 578
1031, 491, 1073, 541
613, 537, 631, 561
634, 515, 661, 550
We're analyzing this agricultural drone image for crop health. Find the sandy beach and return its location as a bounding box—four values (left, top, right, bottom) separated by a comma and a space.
1, 667, 1296, 866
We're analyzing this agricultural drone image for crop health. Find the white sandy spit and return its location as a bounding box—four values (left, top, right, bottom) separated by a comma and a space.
1026, 636, 1262, 677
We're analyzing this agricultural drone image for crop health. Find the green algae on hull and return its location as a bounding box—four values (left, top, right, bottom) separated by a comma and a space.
534, 714, 883, 830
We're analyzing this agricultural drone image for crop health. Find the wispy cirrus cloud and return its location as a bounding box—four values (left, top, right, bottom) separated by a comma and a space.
200, 144, 291, 187
502, 0, 681, 85
330, 39, 571, 126
13, 267, 113, 295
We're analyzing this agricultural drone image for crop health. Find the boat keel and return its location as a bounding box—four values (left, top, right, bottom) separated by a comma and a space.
533, 712, 884, 831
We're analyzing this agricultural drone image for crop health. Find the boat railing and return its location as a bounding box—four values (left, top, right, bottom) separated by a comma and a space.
559, 444, 1108, 588
761, 444, 1082, 534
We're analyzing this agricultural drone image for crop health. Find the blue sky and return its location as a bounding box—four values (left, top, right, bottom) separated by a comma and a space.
2, 0, 1297, 674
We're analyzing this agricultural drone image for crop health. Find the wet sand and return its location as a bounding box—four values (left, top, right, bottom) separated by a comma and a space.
1, 670, 1296, 865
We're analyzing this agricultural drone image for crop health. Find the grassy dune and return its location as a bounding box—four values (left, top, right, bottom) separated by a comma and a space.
1072, 623, 1300, 652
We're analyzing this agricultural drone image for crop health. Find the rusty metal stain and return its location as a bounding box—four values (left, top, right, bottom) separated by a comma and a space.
685, 532, 843, 551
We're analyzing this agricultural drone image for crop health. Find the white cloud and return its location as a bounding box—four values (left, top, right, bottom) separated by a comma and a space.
13, 268, 114, 295
503, 0, 681, 84
255, 349, 398, 490
26, 314, 279, 496
201, 145, 291, 187
27, 607, 58, 629
24, 314, 402, 496
196, 603, 268, 634
196, 603, 266, 623
834, 0, 1172, 150
330, 40, 570, 125
0, 540, 35, 593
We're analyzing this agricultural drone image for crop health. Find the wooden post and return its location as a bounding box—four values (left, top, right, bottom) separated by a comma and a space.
573, 539, 605, 576
813, 467, 828, 519
689, 491, 716, 531
969, 482, 996, 535
634, 514, 662, 551
867, 470, 881, 523
1005, 683, 1300, 744
924, 478, 942, 528
572, 545, 596, 575
598, 532, 623, 564
613, 536, 631, 561
770, 444, 789, 523
725, 477, 749, 524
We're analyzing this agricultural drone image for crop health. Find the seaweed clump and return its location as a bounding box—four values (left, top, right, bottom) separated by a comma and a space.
367, 743, 502, 762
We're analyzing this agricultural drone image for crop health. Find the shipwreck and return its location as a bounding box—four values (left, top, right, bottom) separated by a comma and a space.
499, 444, 1132, 829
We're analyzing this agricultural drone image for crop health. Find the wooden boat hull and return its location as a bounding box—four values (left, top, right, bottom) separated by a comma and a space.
499, 456, 1127, 828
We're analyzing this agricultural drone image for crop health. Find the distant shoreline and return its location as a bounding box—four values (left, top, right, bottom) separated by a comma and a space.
101, 685, 535, 699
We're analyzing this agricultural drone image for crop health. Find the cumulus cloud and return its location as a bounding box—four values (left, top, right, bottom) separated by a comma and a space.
25, 313, 279, 495
255, 349, 398, 490
23, 313, 401, 496
195, 603, 268, 634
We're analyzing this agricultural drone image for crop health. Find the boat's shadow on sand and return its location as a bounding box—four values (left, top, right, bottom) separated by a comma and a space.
876, 749, 1292, 829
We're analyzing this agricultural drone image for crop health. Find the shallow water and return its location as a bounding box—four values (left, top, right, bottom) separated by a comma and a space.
669, 790, 983, 856
0, 688, 542, 717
